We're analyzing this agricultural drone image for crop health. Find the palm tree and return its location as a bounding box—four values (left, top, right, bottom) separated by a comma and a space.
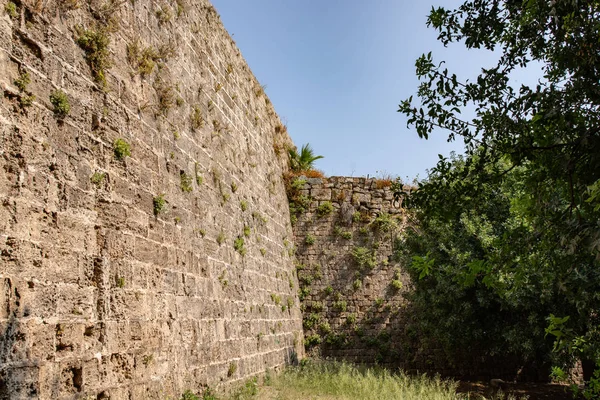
288, 143, 324, 172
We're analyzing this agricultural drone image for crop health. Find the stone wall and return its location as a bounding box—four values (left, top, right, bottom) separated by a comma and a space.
0, 1, 302, 398
290, 176, 411, 366
291, 176, 540, 381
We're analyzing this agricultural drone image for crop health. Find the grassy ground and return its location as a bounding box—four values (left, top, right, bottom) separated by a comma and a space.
185, 360, 528, 400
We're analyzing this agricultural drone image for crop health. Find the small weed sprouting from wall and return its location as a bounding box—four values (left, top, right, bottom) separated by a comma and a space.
76, 26, 112, 87
113, 138, 131, 160
180, 171, 193, 193
14, 71, 30, 92
50, 90, 70, 118
304, 233, 316, 246
216, 231, 226, 246
316, 201, 333, 218
190, 106, 204, 130
153, 194, 166, 215
90, 172, 105, 186
5, 2, 17, 18
227, 362, 237, 377
240, 200, 248, 212
351, 246, 376, 270
234, 236, 246, 256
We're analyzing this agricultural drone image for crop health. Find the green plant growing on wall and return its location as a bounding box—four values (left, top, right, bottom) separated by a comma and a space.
76, 27, 111, 87
287, 297, 294, 309
352, 211, 362, 223
155, 81, 175, 115
90, 172, 105, 186
13, 71, 35, 108
340, 231, 352, 240
304, 334, 321, 348
190, 106, 203, 130
153, 194, 166, 215
324, 286, 333, 296
375, 298, 384, 308
352, 279, 362, 291
180, 390, 199, 400
217, 270, 228, 287
113, 138, 131, 160
260, 248, 266, 256
270, 293, 281, 305
5, 2, 17, 18
234, 236, 246, 256
332, 300, 347, 312
371, 212, 397, 233
316, 201, 333, 218
304, 233, 316, 245
231, 182, 238, 193
352, 246, 376, 270
227, 362, 237, 377
346, 313, 357, 325
240, 200, 248, 212
194, 162, 203, 185
243, 225, 251, 237
391, 268, 403, 291
14, 71, 30, 92
116, 276, 125, 288
155, 5, 172, 24
180, 171, 193, 193
216, 231, 225, 246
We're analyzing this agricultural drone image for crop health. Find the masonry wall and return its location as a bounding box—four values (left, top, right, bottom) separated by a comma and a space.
0, 1, 303, 399
290, 176, 411, 366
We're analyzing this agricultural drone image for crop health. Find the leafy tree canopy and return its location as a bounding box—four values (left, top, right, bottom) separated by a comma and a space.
399, 0, 600, 395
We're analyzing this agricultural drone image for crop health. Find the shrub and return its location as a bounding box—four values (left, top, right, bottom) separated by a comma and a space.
113, 138, 131, 160
305, 233, 316, 245
50, 90, 70, 118
352, 279, 362, 291
316, 201, 333, 217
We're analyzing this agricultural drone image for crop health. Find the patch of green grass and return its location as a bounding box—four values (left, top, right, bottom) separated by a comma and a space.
265, 360, 470, 400
113, 138, 131, 160
50, 90, 70, 118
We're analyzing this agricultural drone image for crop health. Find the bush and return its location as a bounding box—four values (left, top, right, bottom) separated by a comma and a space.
113, 138, 131, 160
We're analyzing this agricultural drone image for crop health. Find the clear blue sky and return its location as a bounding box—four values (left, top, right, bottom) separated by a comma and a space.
211, 1, 529, 181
